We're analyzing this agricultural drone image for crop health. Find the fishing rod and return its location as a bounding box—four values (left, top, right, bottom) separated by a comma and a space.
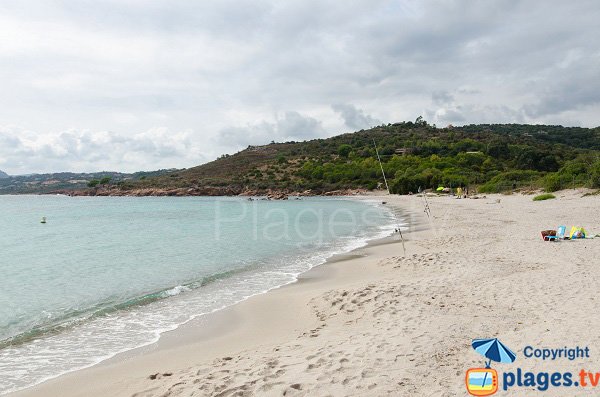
373, 139, 406, 255
421, 188, 431, 218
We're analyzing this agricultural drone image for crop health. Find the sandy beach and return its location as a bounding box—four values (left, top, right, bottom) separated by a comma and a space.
10, 190, 600, 396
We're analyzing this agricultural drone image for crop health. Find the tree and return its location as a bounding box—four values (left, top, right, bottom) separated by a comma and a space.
590, 159, 600, 188
99, 176, 112, 185
486, 140, 510, 159
415, 116, 428, 127
87, 180, 99, 188
337, 144, 352, 158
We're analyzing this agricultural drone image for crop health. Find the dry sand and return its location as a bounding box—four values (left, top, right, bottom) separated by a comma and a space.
10, 190, 600, 396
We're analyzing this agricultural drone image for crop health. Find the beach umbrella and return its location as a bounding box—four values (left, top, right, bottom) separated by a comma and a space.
472, 338, 516, 389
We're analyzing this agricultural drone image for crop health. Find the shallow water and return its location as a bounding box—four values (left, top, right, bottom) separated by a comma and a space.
0, 195, 397, 394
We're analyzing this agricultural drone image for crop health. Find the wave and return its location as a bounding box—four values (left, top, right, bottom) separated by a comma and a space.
0, 199, 401, 395
0, 264, 262, 350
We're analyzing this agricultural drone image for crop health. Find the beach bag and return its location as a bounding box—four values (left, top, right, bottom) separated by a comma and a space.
541, 230, 556, 241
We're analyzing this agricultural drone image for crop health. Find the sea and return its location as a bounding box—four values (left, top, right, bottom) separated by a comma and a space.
0, 195, 398, 394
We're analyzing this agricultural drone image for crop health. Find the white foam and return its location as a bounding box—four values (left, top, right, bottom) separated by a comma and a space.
0, 199, 401, 396
161, 285, 191, 297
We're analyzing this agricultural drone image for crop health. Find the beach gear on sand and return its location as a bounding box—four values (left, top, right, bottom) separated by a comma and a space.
546, 225, 567, 241
541, 230, 557, 241
542, 226, 592, 241
569, 226, 586, 239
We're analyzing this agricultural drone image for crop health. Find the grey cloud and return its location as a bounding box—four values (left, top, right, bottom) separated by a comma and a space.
433, 109, 466, 125
522, 55, 600, 118
428, 90, 465, 125
275, 111, 325, 140
427, 89, 527, 126
217, 111, 325, 148
0, 0, 599, 172
332, 104, 380, 130
0, 127, 204, 174
432, 92, 455, 107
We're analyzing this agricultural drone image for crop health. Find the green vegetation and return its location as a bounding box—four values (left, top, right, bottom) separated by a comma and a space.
479, 170, 542, 193
122, 120, 600, 195
337, 144, 352, 158
542, 155, 600, 192
0, 170, 176, 195
6, 121, 599, 196
533, 193, 556, 201
89, 176, 112, 187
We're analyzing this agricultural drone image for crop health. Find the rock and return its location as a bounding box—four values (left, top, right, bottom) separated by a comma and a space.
266, 191, 288, 200
45, 186, 370, 198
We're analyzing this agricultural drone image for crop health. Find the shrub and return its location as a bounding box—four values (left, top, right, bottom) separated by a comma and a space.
543, 173, 562, 192
589, 160, 600, 188
337, 144, 352, 158
533, 193, 556, 201
366, 180, 378, 190
479, 170, 542, 193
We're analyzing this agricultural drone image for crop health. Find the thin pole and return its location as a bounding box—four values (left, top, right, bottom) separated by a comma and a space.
373, 139, 390, 193
423, 193, 431, 218
373, 139, 405, 255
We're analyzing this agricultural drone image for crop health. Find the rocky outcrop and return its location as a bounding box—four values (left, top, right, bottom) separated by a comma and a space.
266, 192, 288, 200
48, 186, 370, 198
322, 189, 369, 196
51, 185, 244, 197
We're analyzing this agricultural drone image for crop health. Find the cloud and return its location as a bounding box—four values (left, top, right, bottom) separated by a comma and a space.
216, 111, 325, 148
522, 52, 600, 119
0, 0, 599, 173
0, 126, 206, 174
426, 88, 528, 127
431, 91, 455, 107
427, 90, 465, 125
332, 104, 381, 130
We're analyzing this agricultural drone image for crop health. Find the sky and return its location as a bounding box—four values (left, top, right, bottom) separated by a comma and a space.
1, 0, 599, 174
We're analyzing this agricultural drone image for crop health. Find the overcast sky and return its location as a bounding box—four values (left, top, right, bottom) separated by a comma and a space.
1, 0, 599, 174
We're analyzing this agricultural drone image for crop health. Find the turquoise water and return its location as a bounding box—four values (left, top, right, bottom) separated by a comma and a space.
0, 195, 397, 394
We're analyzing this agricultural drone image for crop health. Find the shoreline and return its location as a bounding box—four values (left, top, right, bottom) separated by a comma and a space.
11, 190, 600, 396
41, 187, 371, 198
6, 195, 408, 397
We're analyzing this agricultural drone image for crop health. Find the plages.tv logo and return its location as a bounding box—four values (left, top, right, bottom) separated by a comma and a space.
466, 338, 517, 396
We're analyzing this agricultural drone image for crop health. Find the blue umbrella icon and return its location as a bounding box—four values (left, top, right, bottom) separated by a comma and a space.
472, 338, 516, 388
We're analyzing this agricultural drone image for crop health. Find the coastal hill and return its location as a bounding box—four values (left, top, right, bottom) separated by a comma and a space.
0, 170, 8, 179
0, 170, 175, 195
101, 120, 600, 196
6, 121, 600, 196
